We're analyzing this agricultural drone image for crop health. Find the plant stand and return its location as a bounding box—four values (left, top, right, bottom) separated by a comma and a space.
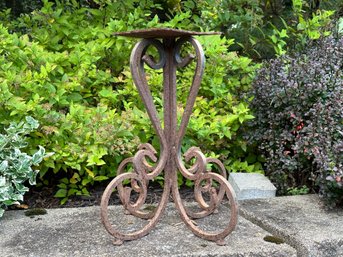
100, 28, 238, 246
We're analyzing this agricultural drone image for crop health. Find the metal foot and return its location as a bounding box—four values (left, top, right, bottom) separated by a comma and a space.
216, 239, 226, 246
112, 238, 124, 246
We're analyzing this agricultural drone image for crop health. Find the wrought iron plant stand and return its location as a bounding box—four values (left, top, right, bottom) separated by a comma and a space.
100, 28, 238, 246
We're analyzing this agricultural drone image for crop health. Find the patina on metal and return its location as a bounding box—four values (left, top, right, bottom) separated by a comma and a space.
100, 28, 238, 246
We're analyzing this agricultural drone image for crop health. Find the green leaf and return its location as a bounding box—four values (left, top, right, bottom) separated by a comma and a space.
61, 73, 68, 82
81, 187, 89, 196
0, 134, 7, 149
99, 88, 113, 98
338, 17, 343, 35
24, 116, 39, 130
0, 161, 8, 173
224, 130, 232, 139
70, 173, 80, 184
60, 197, 68, 205
241, 143, 247, 152
245, 114, 255, 120
85, 168, 95, 178
32, 146, 45, 165
297, 21, 306, 31
29, 170, 38, 185
246, 165, 255, 173
87, 155, 106, 166
0, 176, 6, 187
226, 114, 238, 124
270, 35, 277, 43
67, 93, 83, 102
67, 188, 79, 197
185, 179, 194, 187
57, 183, 67, 189
54, 189, 67, 198
279, 29, 288, 38
81, 178, 92, 186
60, 178, 69, 184
308, 30, 320, 40
93, 176, 108, 181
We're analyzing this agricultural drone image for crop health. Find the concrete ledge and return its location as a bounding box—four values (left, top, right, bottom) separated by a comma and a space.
239, 195, 343, 257
0, 203, 296, 257
3, 195, 339, 257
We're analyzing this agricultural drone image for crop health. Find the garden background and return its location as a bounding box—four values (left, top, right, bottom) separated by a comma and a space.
0, 0, 342, 216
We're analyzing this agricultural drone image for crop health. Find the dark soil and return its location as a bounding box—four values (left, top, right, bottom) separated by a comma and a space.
21, 184, 197, 210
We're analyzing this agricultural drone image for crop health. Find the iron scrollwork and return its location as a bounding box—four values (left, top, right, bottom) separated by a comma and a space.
101, 34, 238, 246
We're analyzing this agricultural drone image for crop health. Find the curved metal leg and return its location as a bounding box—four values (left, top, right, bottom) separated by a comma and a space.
101, 171, 170, 244
172, 148, 238, 244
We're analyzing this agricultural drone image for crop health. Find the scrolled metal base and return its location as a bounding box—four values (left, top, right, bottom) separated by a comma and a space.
100, 144, 238, 245
100, 33, 238, 245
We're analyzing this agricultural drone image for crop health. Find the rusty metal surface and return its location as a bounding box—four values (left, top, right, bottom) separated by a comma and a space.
114, 28, 221, 38
101, 30, 238, 246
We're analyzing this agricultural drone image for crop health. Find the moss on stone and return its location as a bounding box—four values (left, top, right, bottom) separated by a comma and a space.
263, 235, 285, 244
24, 208, 47, 217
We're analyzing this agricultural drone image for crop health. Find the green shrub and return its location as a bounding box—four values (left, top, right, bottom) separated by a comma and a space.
248, 35, 343, 207
0, 117, 47, 217
186, 0, 337, 59
0, 20, 141, 203
0, 1, 260, 202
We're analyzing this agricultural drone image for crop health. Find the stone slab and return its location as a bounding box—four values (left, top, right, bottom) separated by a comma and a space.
239, 194, 343, 257
229, 173, 276, 200
0, 203, 296, 257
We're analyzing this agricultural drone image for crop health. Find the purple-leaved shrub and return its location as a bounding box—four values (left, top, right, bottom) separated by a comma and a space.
247, 35, 343, 207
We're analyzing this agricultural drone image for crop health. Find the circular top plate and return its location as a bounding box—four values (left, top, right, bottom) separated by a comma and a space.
114, 28, 221, 38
